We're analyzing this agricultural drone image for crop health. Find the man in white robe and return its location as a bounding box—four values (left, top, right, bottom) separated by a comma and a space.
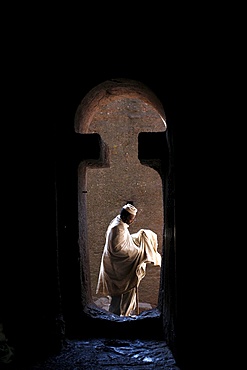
96, 203, 161, 316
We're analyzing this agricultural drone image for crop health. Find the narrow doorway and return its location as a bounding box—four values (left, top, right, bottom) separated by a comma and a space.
75, 79, 171, 324
86, 97, 165, 314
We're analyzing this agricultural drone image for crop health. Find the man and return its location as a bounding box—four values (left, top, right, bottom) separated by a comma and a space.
96, 203, 161, 316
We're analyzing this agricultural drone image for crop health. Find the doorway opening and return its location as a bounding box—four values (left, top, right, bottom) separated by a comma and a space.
73, 78, 175, 345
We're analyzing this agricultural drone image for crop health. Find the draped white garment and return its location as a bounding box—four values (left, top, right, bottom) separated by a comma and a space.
96, 215, 161, 297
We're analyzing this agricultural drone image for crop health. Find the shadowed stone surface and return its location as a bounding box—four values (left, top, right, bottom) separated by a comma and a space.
28, 338, 180, 370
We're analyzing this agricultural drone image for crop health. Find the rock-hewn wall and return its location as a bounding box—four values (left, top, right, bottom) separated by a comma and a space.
85, 98, 166, 310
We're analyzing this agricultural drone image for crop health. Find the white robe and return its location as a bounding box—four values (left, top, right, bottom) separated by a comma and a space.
96, 215, 161, 297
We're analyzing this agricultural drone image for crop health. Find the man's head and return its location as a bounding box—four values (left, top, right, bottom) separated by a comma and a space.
120, 203, 138, 225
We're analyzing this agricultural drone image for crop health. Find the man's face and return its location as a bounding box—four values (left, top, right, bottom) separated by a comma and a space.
126, 214, 136, 225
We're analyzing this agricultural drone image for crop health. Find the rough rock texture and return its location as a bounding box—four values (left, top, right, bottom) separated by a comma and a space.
27, 338, 180, 370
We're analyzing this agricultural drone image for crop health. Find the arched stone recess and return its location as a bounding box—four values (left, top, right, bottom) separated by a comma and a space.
74, 79, 176, 342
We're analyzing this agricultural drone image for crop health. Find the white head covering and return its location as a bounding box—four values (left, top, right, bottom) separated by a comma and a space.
122, 203, 138, 216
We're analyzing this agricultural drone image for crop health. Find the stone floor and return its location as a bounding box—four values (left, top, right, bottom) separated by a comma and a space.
25, 338, 180, 370
0, 304, 181, 369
